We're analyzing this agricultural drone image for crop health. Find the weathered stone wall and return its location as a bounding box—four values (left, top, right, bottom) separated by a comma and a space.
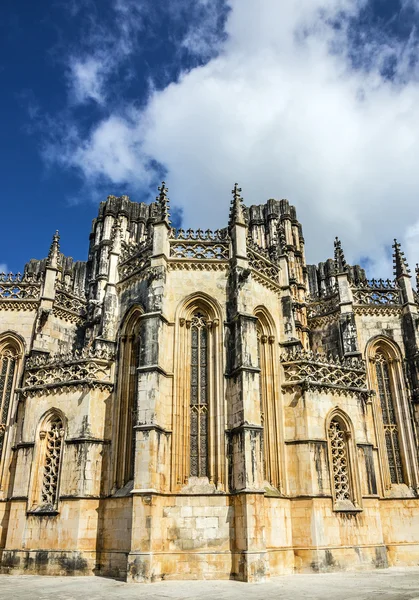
1, 191, 419, 583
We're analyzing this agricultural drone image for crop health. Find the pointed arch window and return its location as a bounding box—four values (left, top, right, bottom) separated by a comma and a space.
255, 309, 283, 491
40, 415, 64, 507
29, 411, 66, 512
327, 412, 361, 511
173, 296, 224, 491
190, 311, 208, 477
114, 309, 142, 489
328, 419, 351, 502
374, 351, 404, 485
0, 337, 23, 472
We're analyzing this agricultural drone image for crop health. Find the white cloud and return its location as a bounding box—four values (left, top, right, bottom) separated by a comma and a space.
0, 264, 8, 273
55, 0, 419, 276
69, 57, 107, 104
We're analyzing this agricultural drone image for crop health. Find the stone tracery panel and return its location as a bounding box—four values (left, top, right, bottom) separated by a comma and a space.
40, 415, 64, 507
328, 419, 351, 502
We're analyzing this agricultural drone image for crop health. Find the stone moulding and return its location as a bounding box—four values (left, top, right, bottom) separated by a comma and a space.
0, 299, 39, 312
308, 312, 340, 329
167, 260, 229, 272
353, 305, 402, 316
281, 350, 368, 396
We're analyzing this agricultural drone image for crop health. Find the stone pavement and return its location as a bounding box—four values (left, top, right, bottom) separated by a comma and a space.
1, 568, 419, 600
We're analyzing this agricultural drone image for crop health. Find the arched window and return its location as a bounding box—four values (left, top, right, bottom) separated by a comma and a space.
326, 411, 361, 511
172, 294, 224, 491
374, 351, 404, 485
328, 418, 351, 502
366, 337, 419, 491
40, 415, 64, 507
114, 307, 142, 490
29, 411, 66, 512
255, 308, 283, 491
190, 311, 208, 477
0, 335, 23, 477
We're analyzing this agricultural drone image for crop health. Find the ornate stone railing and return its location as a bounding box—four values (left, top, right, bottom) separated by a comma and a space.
306, 291, 339, 319
0, 272, 41, 300
54, 282, 87, 322
351, 279, 400, 306
281, 350, 368, 393
21, 348, 115, 396
169, 228, 230, 261
247, 247, 280, 283
247, 236, 270, 258
119, 238, 152, 264
118, 240, 153, 281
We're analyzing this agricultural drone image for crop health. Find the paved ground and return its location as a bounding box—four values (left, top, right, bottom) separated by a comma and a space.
1, 568, 419, 600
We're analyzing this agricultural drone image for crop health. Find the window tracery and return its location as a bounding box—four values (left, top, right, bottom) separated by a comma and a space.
114, 308, 142, 489
190, 311, 208, 477
0, 348, 16, 462
173, 295, 224, 491
374, 351, 404, 484
328, 418, 351, 502
40, 415, 64, 507
255, 309, 283, 491
326, 412, 360, 511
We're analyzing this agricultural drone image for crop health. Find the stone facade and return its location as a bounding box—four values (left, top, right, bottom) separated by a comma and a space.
1, 183, 419, 582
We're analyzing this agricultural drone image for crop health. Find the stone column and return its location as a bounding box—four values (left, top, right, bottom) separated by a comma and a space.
227, 186, 267, 581
127, 191, 173, 582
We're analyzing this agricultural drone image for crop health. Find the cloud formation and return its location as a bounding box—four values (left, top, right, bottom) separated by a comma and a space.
51, 0, 419, 275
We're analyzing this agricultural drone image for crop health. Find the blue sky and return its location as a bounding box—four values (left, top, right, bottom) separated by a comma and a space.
1, 0, 419, 276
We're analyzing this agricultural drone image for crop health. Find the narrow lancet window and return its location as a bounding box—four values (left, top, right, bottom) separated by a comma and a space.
328, 418, 351, 503
0, 347, 17, 462
190, 311, 208, 477
375, 351, 404, 484
41, 415, 64, 507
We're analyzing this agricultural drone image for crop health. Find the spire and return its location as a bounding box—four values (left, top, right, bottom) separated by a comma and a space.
229, 183, 246, 229
416, 263, 419, 291
334, 237, 347, 274
157, 181, 170, 225
393, 239, 411, 278
47, 230, 60, 269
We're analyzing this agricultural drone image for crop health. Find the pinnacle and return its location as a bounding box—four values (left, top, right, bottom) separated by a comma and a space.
47, 230, 60, 268
228, 183, 246, 228
334, 236, 347, 274
157, 181, 171, 225
392, 239, 411, 278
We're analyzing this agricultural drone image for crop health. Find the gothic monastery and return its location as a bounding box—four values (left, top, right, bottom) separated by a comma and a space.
1, 184, 419, 582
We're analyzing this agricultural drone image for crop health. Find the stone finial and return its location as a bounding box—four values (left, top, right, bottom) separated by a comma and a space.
393, 239, 411, 278
47, 230, 60, 269
229, 183, 246, 229
415, 264, 419, 291
334, 237, 347, 274
157, 181, 171, 225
